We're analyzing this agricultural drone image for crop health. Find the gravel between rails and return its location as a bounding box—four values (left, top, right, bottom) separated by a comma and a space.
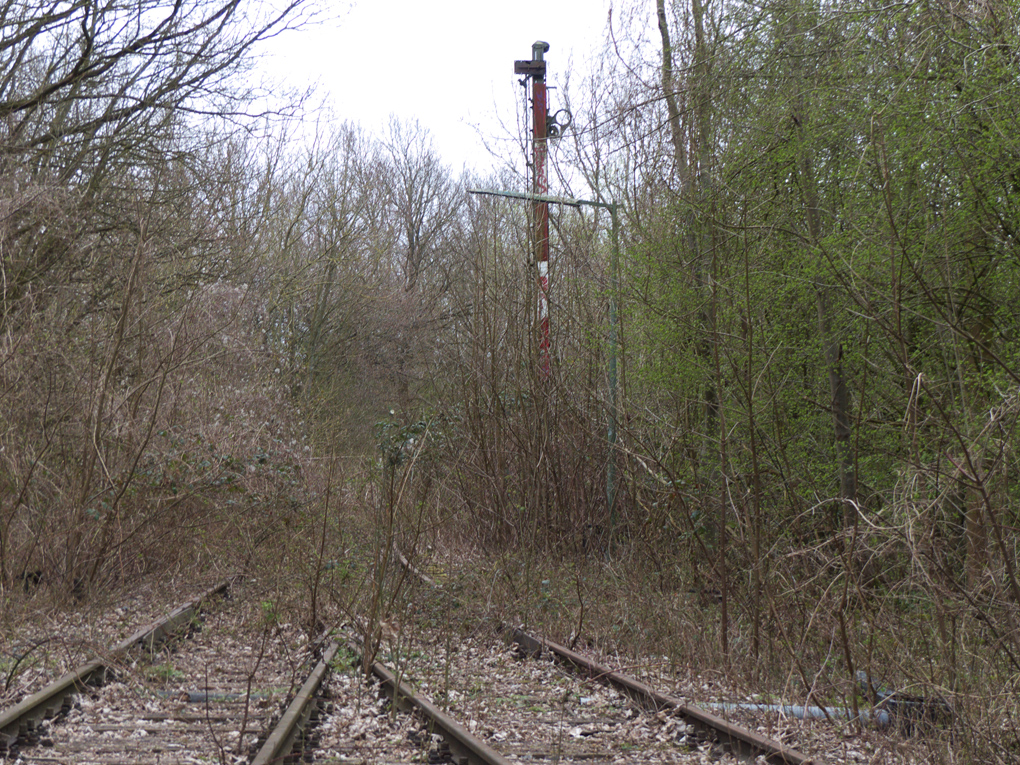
314, 668, 438, 764
5, 593, 314, 765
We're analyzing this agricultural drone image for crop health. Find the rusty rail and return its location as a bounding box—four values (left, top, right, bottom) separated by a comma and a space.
252, 640, 341, 765
345, 634, 513, 765
507, 626, 818, 765
393, 546, 820, 763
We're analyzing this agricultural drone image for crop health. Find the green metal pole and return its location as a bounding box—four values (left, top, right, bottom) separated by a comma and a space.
607, 203, 620, 539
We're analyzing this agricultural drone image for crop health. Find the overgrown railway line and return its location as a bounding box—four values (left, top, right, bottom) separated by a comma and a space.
0, 580, 234, 760
1, 576, 822, 764
357, 621, 814, 764
0, 579, 328, 765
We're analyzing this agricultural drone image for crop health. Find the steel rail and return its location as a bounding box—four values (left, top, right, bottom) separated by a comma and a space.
251, 640, 341, 765
346, 636, 513, 765
507, 626, 819, 765
0, 578, 232, 754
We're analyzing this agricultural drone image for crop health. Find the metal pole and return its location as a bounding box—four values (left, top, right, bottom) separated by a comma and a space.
530, 41, 551, 380
607, 203, 619, 536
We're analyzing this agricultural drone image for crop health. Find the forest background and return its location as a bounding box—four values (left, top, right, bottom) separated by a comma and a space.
1, 1, 1018, 762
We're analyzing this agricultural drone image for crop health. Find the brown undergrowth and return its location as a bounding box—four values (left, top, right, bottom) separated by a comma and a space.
0, 277, 313, 603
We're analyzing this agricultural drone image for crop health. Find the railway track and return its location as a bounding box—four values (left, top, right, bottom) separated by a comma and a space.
328, 622, 817, 765
507, 626, 816, 763
0, 579, 332, 765
1, 568, 823, 764
381, 548, 821, 765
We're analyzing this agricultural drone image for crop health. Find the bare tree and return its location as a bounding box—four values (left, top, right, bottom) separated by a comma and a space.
0, 0, 315, 328
0, 0, 316, 590
381, 117, 462, 294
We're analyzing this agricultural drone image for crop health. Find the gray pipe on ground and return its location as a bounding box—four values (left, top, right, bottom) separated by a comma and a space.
706, 701, 892, 729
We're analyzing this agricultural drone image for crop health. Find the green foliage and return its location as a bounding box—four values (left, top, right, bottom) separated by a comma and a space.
146, 661, 185, 683
259, 600, 281, 630
329, 644, 359, 674
374, 417, 429, 468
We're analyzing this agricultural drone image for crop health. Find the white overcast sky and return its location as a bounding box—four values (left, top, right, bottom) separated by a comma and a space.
262, 0, 613, 174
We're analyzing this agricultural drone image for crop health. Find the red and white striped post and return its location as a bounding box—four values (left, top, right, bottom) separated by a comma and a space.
516, 41, 551, 379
